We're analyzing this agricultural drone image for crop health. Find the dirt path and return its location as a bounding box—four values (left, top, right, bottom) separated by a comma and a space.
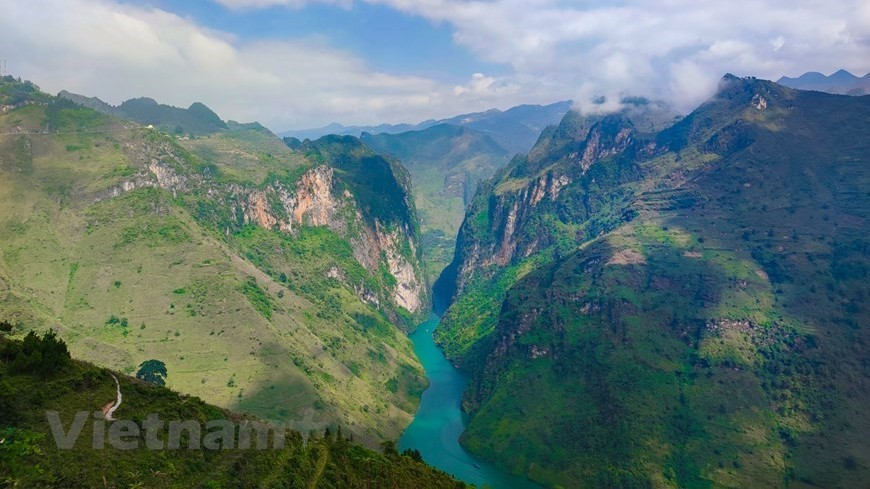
101, 374, 122, 420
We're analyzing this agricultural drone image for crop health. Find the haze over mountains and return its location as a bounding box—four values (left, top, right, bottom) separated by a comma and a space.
777, 69, 870, 96
282, 100, 573, 156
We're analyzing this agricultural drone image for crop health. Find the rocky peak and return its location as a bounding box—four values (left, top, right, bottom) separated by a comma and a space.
448, 114, 640, 297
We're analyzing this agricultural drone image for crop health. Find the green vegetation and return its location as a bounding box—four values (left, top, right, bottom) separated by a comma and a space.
1, 330, 70, 377
240, 276, 273, 319
440, 76, 870, 487
136, 359, 168, 386
301, 135, 419, 231
0, 333, 465, 488
0, 77, 427, 448
0, 75, 52, 106
57, 90, 229, 136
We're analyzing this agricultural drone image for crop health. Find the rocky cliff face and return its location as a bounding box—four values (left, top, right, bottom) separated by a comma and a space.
448, 115, 639, 296
101, 131, 426, 319
0, 79, 429, 448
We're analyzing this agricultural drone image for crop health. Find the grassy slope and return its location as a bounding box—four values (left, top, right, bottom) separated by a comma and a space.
0, 80, 426, 446
0, 334, 466, 488
440, 78, 869, 487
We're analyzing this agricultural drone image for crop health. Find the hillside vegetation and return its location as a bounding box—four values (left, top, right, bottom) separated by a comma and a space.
0, 76, 428, 446
0, 331, 465, 488
439, 76, 869, 487
58, 90, 229, 136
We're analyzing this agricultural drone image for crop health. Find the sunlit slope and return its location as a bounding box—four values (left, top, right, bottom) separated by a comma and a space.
0, 78, 428, 445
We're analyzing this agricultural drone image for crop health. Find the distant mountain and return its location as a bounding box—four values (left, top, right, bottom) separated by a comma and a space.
281, 100, 572, 155
777, 69, 870, 95
57, 90, 229, 135
280, 121, 426, 142
436, 100, 573, 154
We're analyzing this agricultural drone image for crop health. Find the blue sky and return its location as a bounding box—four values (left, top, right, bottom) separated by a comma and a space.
3, 0, 868, 130
122, 0, 508, 82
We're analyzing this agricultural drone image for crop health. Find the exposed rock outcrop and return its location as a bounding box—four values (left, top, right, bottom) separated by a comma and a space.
449, 116, 638, 296
102, 132, 426, 317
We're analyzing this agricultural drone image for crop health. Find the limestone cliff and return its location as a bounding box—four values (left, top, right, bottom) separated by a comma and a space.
447, 115, 640, 296
100, 131, 427, 321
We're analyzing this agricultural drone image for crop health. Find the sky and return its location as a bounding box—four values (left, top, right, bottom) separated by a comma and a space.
2, 0, 868, 131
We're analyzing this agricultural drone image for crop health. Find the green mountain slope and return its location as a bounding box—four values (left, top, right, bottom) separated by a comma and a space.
0, 331, 466, 488
0, 76, 428, 446
439, 75, 869, 487
58, 90, 228, 136
361, 124, 510, 278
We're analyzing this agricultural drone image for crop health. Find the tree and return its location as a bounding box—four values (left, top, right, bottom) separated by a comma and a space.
379, 439, 398, 458
36, 330, 70, 376
7, 330, 69, 376
135, 359, 168, 386
402, 448, 423, 462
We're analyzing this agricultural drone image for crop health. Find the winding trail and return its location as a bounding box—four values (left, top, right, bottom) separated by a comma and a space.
102, 374, 122, 421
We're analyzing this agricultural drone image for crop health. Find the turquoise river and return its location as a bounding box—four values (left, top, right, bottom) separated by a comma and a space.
399, 308, 539, 489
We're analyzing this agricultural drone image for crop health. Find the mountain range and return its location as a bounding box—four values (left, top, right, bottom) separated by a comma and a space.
281, 100, 573, 156
1, 70, 868, 489
1, 75, 429, 450
777, 69, 869, 95
57, 90, 230, 136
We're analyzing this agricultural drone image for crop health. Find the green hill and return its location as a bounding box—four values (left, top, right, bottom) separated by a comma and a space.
58, 90, 228, 136
438, 75, 869, 487
0, 76, 428, 447
0, 330, 466, 488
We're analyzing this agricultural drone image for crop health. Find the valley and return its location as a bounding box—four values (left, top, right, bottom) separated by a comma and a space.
1, 69, 868, 489
399, 295, 540, 488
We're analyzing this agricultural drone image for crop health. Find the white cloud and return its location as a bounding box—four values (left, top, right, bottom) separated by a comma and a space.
214, 0, 869, 114
1, 0, 513, 129
3, 0, 868, 129
374, 0, 869, 111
